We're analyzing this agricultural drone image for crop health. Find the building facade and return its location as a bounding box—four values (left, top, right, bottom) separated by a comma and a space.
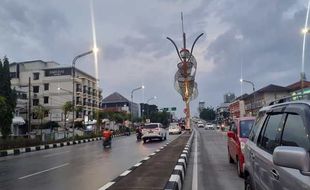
101, 92, 139, 118
10, 60, 102, 127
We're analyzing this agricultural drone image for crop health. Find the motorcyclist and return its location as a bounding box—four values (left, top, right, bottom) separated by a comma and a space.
136, 126, 143, 140
102, 128, 112, 145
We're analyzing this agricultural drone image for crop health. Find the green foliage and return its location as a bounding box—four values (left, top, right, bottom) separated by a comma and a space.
96, 110, 129, 124
0, 58, 17, 139
62, 101, 73, 128
199, 107, 216, 121
150, 111, 171, 127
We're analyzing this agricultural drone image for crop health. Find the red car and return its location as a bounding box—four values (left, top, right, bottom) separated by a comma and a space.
227, 117, 255, 177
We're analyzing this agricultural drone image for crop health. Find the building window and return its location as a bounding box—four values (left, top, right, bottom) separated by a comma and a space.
33, 99, 39, 106
33, 86, 39, 93
44, 96, 49, 104
33, 72, 40, 80
44, 83, 49, 91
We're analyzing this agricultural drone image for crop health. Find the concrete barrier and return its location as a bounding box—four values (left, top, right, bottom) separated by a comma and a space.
164, 131, 194, 190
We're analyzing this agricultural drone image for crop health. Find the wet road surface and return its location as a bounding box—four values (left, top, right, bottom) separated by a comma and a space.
0, 134, 180, 190
183, 127, 243, 190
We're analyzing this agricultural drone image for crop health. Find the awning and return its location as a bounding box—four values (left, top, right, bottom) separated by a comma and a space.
13, 116, 25, 125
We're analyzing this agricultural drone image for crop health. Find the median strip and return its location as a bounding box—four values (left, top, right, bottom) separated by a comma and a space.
100, 132, 190, 190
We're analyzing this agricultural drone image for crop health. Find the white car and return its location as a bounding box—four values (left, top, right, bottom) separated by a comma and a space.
197, 121, 204, 128
204, 123, 215, 130
142, 123, 167, 143
169, 123, 181, 135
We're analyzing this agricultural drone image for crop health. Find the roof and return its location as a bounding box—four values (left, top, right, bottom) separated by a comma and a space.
286, 80, 310, 92
102, 92, 129, 103
256, 84, 289, 93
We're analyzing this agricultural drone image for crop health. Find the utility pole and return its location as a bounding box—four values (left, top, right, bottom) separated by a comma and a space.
28, 77, 31, 138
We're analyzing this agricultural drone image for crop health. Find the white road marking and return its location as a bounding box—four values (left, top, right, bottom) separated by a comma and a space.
18, 163, 69, 180
134, 162, 142, 167
42, 151, 71, 158
98, 182, 115, 190
120, 170, 131, 176
192, 130, 198, 190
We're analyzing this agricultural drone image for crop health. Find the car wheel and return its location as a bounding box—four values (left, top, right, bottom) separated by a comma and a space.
228, 149, 234, 163
244, 174, 254, 190
237, 158, 243, 177
143, 139, 147, 143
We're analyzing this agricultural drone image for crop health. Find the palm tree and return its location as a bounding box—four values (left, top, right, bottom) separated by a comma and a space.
62, 101, 73, 129
33, 104, 49, 136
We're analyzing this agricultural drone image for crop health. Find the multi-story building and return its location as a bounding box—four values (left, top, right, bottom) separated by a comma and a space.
198, 101, 205, 113
224, 92, 235, 103
243, 84, 290, 116
101, 92, 139, 118
10, 60, 102, 128
229, 94, 247, 119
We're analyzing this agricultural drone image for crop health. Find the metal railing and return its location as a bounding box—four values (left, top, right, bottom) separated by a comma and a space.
269, 93, 310, 106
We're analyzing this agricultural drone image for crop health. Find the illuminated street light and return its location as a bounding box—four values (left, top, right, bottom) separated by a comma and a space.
130, 85, 145, 125
240, 79, 256, 116
146, 96, 157, 118
72, 49, 95, 138
301, 0, 310, 96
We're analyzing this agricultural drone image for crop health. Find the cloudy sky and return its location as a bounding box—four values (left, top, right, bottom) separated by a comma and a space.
1, 0, 309, 117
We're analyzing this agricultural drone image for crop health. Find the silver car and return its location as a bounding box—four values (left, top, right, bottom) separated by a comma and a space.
244, 101, 310, 190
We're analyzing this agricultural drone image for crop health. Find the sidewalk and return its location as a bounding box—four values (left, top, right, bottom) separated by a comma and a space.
106, 133, 190, 190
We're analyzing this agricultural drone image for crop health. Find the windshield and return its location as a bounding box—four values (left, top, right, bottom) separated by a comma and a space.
144, 124, 158, 129
239, 120, 255, 138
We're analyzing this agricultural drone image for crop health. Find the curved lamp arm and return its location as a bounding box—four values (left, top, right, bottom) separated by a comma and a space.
167, 37, 183, 62
187, 33, 204, 62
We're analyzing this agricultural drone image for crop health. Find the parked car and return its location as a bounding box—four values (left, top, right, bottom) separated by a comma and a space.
169, 123, 181, 134
142, 123, 167, 143
227, 117, 255, 177
204, 123, 215, 130
244, 100, 310, 190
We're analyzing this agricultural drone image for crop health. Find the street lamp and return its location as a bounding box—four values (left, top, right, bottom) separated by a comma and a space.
240, 79, 256, 116
301, 0, 310, 96
130, 85, 144, 126
146, 96, 157, 119
72, 49, 96, 138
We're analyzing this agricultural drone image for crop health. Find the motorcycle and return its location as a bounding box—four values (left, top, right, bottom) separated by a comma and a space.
136, 132, 142, 141
103, 137, 112, 148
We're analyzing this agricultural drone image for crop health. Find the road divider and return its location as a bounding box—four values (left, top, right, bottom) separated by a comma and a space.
164, 131, 194, 190
101, 132, 190, 190
0, 134, 125, 157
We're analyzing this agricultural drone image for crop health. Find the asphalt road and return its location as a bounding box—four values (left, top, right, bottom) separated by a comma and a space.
0, 134, 180, 190
183, 127, 244, 190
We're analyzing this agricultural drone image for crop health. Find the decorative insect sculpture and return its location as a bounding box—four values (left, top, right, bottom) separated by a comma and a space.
167, 13, 204, 130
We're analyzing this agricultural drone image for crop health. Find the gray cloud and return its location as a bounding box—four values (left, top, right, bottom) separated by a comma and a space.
1, 0, 308, 116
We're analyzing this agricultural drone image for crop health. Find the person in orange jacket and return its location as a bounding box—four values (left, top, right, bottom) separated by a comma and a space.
102, 128, 112, 142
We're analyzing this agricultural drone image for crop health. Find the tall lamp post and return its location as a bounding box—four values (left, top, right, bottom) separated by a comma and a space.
130, 85, 144, 126
72, 49, 97, 138
301, 0, 310, 96
146, 96, 157, 119
240, 79, 256, 116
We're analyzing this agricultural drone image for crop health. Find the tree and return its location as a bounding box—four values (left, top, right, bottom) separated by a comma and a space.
0, 96, 12, 138
0, 57, 17, 139
33, 105, 49, 133
199, 107, 216, 121
62, 101, 73, 128
150, 111, 171, 127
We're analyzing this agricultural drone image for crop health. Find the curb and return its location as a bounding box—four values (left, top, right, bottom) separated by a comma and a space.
164, 132, 194, 190
0, 134, 125, 157
99, 137, 179, 190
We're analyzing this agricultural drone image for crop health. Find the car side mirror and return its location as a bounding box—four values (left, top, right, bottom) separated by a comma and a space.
227, 131, 235, 138
273, 146, 310, 176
